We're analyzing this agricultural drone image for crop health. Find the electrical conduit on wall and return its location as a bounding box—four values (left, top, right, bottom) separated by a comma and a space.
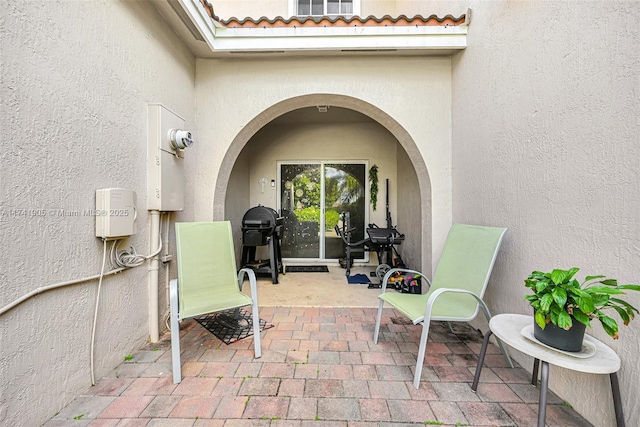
0, 227, 164, 384
148, 210, 161, 342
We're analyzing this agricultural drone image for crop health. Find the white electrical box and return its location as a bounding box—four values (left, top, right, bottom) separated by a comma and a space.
147, 104, 189, 211
95, 188, 137, 239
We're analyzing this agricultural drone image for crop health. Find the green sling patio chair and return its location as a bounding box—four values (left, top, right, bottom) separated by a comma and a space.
170, 221, 261, 384
373, 223, 513, 389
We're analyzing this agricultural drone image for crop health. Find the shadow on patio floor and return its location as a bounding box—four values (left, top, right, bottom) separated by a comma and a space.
44, 307, 592, 426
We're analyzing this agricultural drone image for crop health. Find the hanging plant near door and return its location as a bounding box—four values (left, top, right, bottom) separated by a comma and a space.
369, 164, 379, 211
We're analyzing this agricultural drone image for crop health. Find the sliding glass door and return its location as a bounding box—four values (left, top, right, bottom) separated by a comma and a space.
279, 162, 367, 261
279, 163, 322, 259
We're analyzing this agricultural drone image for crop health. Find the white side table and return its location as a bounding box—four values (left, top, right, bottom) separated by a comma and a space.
472, 314, 624, 427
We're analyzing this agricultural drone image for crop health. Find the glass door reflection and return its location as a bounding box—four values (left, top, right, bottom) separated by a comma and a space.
323, 163, 366, 260
280, 163, 321, 259
279, 162, 367, 261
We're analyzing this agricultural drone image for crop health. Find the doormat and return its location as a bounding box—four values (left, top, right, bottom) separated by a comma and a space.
390, 316, 413, 325
195, 308, 273, 345
347, 274, 371, 284
285, 265, 329, 273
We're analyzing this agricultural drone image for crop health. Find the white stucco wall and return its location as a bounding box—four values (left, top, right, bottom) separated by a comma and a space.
396, 146, 422, 269
194, 56, 452, 274
225, 147, 252, 258
247, 121, 398, 226
6, 0, 633, 425
0, 1, 195, 425
213, 0, 288, 19
451, 1, 640, 425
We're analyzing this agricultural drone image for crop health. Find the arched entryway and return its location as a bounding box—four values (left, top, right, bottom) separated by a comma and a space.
213, 94, 432, 276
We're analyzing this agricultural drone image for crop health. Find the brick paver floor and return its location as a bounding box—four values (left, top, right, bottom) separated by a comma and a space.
44, 307, 592, 426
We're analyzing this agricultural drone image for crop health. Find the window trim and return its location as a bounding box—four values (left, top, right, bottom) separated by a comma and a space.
288, 0, 361, 18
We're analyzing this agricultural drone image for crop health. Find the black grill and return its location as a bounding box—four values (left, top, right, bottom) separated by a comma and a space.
240, 206, 284, 284
241, 205, 283, 246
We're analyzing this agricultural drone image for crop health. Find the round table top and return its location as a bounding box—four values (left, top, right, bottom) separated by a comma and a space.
489, 314, 620, 374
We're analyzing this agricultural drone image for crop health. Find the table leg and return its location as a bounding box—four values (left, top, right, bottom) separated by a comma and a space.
537, 361, 549, 427
471, 329, 493, 391
610, 372, 625, 427
532, 358, 540, 386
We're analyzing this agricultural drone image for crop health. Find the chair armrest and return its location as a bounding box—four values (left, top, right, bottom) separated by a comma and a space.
238, 267, 258, 295
423, 287, 486, 322
379, 268, 431, 293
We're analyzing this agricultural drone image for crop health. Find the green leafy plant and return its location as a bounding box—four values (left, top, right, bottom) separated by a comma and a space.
294, 206, 319, 223
124, 354, 134, 361
524, 268, 640, 338
369, 164, 378, 211
324, 209, 340, 231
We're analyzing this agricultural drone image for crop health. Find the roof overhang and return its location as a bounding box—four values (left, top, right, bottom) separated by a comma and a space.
162, 0, 468, 58
214, 26, 467, 56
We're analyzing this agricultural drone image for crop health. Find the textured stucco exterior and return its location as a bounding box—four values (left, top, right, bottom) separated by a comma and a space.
193, 57, 452, 275
0, 1, 195, 425
2, 0, 639, 426
451, 1, 640, 425
214, 0, 288, 18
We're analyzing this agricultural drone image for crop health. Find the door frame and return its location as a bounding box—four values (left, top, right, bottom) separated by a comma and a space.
277, 160, 370, 263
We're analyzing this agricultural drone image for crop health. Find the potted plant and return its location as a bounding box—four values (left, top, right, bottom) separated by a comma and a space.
524, 267, 640, 351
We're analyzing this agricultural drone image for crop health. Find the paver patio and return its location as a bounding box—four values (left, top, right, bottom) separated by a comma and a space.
44, 307, 592, 426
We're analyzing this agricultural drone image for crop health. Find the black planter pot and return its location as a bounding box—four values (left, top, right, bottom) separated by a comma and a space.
533, 318, 586, 352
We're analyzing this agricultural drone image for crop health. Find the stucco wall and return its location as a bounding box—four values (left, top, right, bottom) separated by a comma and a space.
0, 1, 195, 425
225, 147, 252, 260
247, 121, 398, 228
380, 1, 465, 18
213, 0, 288, 19
396, 146, 422, 270
194, 56, 452, 274
451, 1, 640, 425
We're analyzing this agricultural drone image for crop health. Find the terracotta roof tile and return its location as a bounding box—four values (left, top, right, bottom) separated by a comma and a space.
198, 0, 465, 29
200, 0, 217, 20
220, 14, 465, 28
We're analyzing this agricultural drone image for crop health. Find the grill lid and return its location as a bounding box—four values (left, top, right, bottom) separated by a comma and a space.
242, 205, 282, 234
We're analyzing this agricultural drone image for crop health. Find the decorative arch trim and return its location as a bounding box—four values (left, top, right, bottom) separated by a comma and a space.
213, 93, 432, 275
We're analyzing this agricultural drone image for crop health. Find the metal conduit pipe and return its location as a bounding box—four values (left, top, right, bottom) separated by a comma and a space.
149, 210, 161, 342
164, 212, 172, 322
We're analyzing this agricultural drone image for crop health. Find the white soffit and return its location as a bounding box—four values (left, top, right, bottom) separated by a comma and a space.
177, 0, 468, 57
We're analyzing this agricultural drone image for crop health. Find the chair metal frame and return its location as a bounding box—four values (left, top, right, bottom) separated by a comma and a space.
373, 224, 513, 389
169, 221, 262, 384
